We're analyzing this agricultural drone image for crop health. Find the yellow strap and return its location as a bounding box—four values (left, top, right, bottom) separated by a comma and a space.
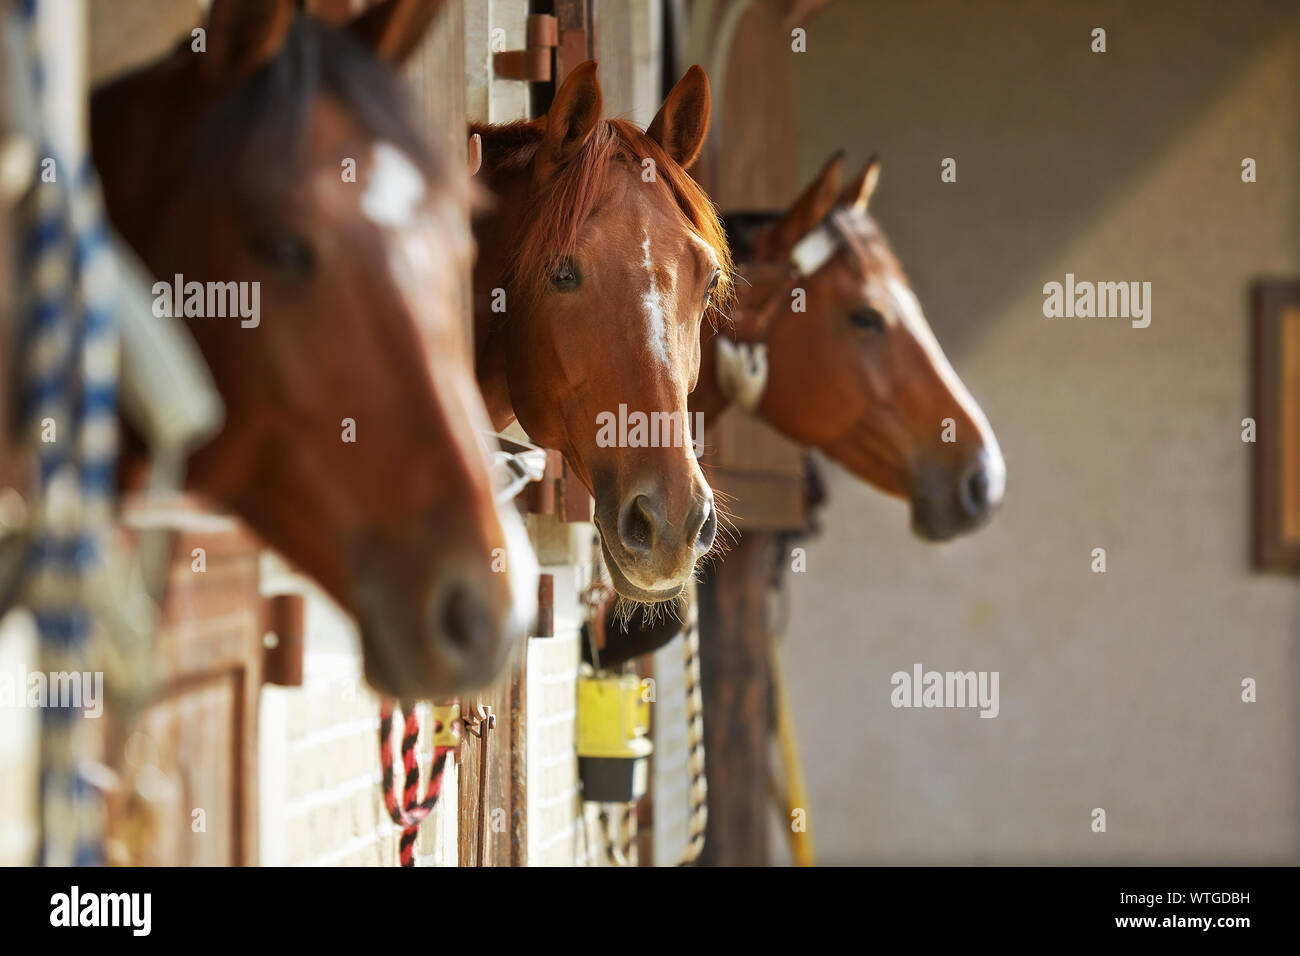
769, 635, 814, 867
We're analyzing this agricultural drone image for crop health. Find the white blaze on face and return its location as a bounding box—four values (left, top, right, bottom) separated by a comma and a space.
884, 277, 1006, 506
640, 228, 672, 370
359, 142, 462, 340
362, 142, 426, 229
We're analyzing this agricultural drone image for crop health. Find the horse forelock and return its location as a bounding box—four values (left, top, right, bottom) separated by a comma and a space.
186, 14, 442, 204
477, 118, 732, 313
723, 204, 902, 287
721, 210, 782, 264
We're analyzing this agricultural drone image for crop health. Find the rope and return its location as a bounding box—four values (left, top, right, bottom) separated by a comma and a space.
591, 582, 709, 867
378, 698, 455, 867
596, 804, 636, 866
13, 0, 120, 867
768, 630, 813, 866
674, 598, 708, 866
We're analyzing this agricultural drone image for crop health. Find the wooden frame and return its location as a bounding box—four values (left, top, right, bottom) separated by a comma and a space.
1252, 280, 1300, 570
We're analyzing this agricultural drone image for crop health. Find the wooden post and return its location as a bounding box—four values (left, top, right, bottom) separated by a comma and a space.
696, 531, 775, 866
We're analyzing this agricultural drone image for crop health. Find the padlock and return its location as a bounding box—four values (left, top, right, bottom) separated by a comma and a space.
576, 673, 653, 803
431, 703, 462, 747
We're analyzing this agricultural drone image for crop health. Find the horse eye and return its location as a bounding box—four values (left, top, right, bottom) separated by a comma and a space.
704, 269, 720, 304
551, 257, 580, 291
850, 307, 886, 332
251, 230, 315, 278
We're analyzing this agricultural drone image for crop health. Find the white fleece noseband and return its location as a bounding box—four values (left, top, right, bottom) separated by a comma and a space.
715, 338, 769, 413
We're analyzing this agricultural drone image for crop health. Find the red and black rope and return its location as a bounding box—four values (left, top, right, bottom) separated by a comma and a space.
378, 698, 456, 867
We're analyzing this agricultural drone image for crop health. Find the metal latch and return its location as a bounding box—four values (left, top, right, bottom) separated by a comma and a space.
492, 13, 557, 82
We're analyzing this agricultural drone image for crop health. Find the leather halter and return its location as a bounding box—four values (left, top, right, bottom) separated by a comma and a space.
716, 207, 852, 412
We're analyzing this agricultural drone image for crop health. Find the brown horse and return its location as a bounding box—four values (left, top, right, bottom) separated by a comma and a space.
91, 0, 536, 696
594, 153, 1005, 665
695, 152, 1005, 540
472, 62, 732, 603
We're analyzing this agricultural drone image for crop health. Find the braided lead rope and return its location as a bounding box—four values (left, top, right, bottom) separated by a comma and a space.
674, 590, 708, 866
15, 0, 120, 867
378, 698, 455, 867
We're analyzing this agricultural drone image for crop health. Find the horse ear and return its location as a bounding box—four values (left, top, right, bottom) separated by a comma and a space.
534, 60, 603, 184
838, 156, 881, 212
760, 150, 845, 260
200, 0, 295, 87
349, 0, 446, 66
646, 65, 711, 168
467, 133, 483, 177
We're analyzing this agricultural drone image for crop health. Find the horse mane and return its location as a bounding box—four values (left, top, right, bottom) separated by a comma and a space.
190, 14, 440, 198
474, 118, 733, 311
720, 210, 782, 263
723, 206, 904, 280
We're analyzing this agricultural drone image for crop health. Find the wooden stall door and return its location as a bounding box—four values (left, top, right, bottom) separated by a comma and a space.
85, 0, 267, 869
458, 0, 534, 867
108, 504, 266, 866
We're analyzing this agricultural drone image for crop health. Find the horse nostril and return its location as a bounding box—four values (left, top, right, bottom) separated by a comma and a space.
960, 463, 990, 519
618, 494, 658, 554
437, 584, 493, 654
694, 499, 717, 554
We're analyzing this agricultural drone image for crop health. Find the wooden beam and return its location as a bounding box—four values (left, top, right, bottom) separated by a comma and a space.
696, 532, 774, 865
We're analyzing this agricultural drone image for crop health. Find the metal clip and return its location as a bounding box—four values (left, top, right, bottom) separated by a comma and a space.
483, 431, 548, 504
432, 703, 462, 747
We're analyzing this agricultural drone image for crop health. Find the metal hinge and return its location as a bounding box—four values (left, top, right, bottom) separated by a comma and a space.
492, 13, 558, 82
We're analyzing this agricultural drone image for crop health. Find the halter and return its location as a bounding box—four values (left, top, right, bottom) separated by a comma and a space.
715, 207, 853, 413
789, 206, 854, 277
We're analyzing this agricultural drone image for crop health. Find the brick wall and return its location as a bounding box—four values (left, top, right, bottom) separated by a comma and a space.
524, 518, 592, 866
257, 558, 458, 867
650, 633, 691, 866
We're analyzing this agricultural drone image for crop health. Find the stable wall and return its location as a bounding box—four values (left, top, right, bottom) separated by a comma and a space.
768, 0, 1300, 864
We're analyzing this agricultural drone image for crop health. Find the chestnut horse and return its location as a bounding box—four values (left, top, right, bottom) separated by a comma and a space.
91, 0, 536, 696
596, 153, 1005, 665
472, 62, 732, 603
697, 152, 1005, 539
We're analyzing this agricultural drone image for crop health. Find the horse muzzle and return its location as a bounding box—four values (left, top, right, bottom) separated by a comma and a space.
351, 508, 537, 696
910, 449, 1005, 541
593, 477, 716, 602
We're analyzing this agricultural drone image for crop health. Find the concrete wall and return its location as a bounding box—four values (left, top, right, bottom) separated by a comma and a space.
771, 0, 1300, 863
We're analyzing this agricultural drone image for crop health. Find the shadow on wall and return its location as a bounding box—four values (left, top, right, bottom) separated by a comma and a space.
788, 0, 1300, 359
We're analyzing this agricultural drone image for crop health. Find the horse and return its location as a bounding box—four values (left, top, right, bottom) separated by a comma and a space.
90, 0, 536, 697
698, 151, 1005, 540
471, 62, 732, 604
595, 152, 1006, 664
